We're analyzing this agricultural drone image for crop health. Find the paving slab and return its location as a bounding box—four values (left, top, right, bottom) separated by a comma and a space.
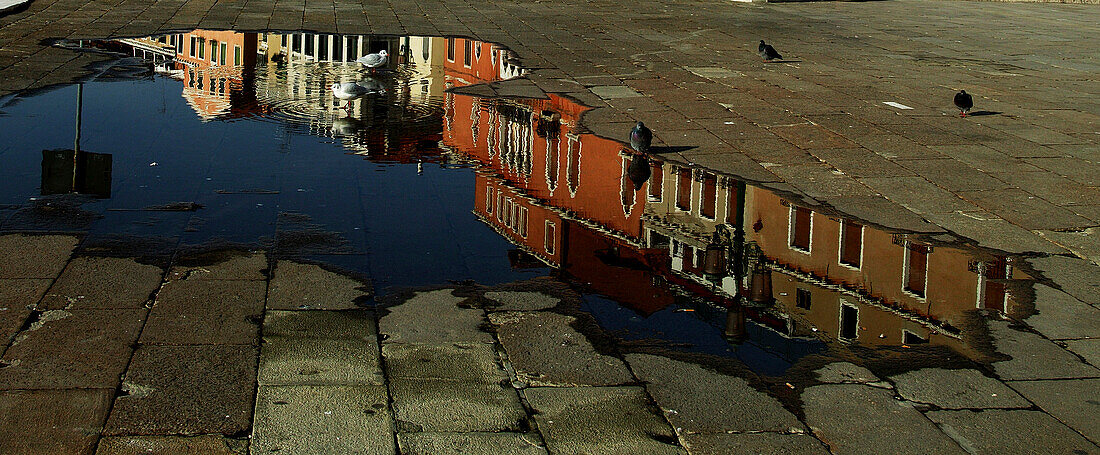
390, 378, 526, 432
259, 337, 383, 386
268, 260, 371, 310
923, 211, 1067, 255
0, 234, 78, 279
40, 256, 163, 310
490, 311, 633, 386
1038, 228, 1100, 267
383, 342, 506, 382
625, 353, 803, 434
141, 278, 264, 345
0, 309, 144, 389
251, 385, 394, 455
1025, 284, 1100, 340
169, 251, 267, 281
483, 291, 560, 311
379, 289, 491, 344
397, 432, 547, 455
987, 320, 1100, 380
959, 188, 1094, 231
1027, 252, 1100, 300
927, 409, 1100, 455
889, 368, 1029, 409
682, 433, 830, 455
95, 435, 248, 454
0, 389, 113, 455
815, 362, 879, 384
524, 386, 683, 455
0, 278, 50, 346
1066, 339, 1100, 368
801, 384, 965, 455
1008, 378, 1100, 445
105, 345, 258, 436
262, 309, 376, 340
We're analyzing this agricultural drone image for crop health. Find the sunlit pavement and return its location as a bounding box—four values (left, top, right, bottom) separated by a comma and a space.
1, 0, 1100, 453
1, 234, 1099, 453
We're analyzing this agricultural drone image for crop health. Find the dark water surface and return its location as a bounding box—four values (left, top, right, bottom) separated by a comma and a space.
0, 31, 1032, 377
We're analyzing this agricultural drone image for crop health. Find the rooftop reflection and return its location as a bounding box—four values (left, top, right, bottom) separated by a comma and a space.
2, 31, 1033, 375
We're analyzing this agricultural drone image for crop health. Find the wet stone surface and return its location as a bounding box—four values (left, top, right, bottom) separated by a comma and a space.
1, 0, 1100, 449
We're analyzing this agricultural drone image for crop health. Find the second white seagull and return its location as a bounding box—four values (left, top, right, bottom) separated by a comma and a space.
357, 49, 388, 71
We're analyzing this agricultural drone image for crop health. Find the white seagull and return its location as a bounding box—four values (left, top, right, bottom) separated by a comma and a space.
356, 49, 388, 72
330, 78, 385, 110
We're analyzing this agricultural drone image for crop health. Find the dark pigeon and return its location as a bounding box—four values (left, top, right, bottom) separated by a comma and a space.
627, 154, 652, 190
759, 40, 782, 61
954, 90, 973, 117
629, 121, 652, 153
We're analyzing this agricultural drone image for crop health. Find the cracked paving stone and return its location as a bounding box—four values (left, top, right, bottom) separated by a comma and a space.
490, 311, 632, 386
889, 368, 1029, 409
0, 389, 113, 455
801, 384, 965, 455
987, 320, 1100, 380
95, 435, 248, 454
259, 336, 383, 386
525, 386, 684, 455
626, 354, 804, 434
141, 279, 265, 345
169, 251, 267, 281
0, 309, 144, 389
251, 385, 394, 455
397, 432, 547, 455
382, 342, 506, 382
1023, 284, 1100, 340
379, 289, 491, 344
105, 345, 258, 436
483, 291, 560, 312
682, 433, 829, 455
40, 256, 163, 310
1007, 378, 1100, 445
0, 279, 51, 345
268, 260, 371, 310
815, 362, 879, 384
927, 409, 1100, 455
0, 234, 78, 279
390, 377, 527, 432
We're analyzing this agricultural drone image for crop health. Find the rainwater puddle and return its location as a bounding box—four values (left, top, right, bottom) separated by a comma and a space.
0, 31, 1033, 378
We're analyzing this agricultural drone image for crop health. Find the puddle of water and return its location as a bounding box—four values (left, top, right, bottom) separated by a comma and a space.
0, 30, 1034, 378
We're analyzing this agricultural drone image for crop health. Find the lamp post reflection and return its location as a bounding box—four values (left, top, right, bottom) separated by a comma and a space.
41, 83, 112, 198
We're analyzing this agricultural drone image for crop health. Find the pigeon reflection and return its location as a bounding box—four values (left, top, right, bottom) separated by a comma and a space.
626, 154, 651, 191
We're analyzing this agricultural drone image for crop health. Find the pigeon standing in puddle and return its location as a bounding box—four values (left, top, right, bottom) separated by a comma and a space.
758, 40, 782, 62
954, 90, 973, 117
630, 121, 652, 153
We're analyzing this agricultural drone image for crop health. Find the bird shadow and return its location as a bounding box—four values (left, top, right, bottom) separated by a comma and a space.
766, 60, 803, 64
967, 111, 1001, 117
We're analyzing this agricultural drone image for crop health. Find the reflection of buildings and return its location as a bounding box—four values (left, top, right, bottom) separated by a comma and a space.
441, 38, 1022, 363
107, 32, 452, 163
116, 31, 263, 120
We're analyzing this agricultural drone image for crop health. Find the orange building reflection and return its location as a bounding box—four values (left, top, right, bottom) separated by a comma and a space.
440, 39, 1025, 358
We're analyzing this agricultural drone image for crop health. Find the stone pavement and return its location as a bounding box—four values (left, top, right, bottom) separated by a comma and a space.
2, 236, 1100, 454
1, 0, 1098, 262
